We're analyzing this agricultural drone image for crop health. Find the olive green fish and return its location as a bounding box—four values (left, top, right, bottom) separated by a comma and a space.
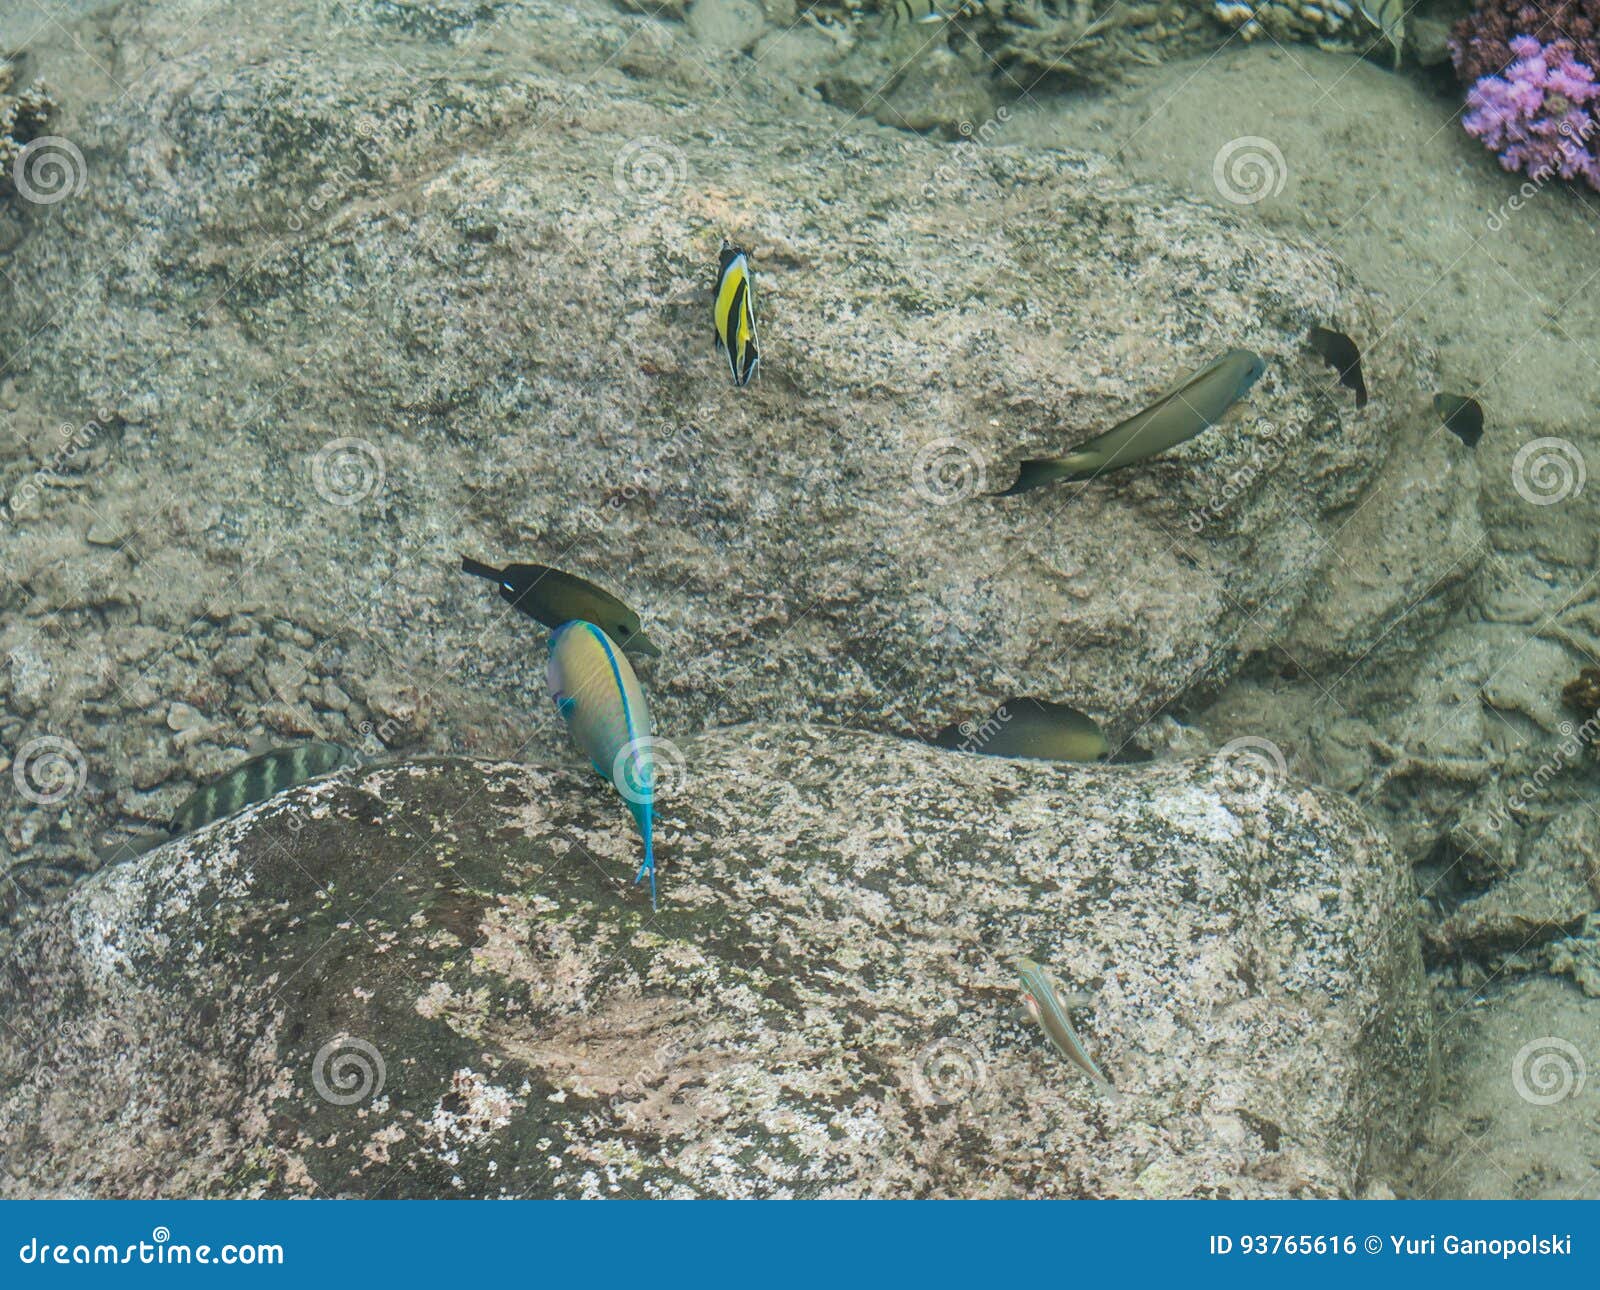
932, 698, 1108, 763
461, 556, 660, 658
1012, 955, 1112, 1086
997, 348, 1266, 495
1358, 0, 1404, 69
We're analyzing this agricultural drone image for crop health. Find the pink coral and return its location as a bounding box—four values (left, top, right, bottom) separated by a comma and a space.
1459, 35, 1600, 189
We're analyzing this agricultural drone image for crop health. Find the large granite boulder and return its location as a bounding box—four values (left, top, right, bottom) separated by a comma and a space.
0, 726, 1429, 1198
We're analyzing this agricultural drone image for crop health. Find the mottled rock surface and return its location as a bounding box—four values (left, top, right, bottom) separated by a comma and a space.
0, 0, 1430, 914
0, 727, 1428, 1198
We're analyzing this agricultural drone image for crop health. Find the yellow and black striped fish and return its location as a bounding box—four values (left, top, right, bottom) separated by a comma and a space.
713, 241, 759, 387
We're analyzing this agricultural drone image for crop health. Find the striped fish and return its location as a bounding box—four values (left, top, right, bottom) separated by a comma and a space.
169, 741, 360, 835
1357, 0, 1404, 69
712, 241, 759, 387
546, 620, 659, 907
1012, 955, 1112, 1087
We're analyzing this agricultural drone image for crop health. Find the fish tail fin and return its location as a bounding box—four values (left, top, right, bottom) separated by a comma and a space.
460, 555, 500, 581
994, 456, 1087, 496
633, 807, 657, 910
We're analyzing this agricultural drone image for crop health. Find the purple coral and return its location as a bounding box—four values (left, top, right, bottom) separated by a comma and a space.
1459, 35, 1600, 189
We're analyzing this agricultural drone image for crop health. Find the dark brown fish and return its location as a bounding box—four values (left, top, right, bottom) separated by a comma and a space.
1307, 326, 1367, 408
932, 699, 1109, 763
1434, 393, 1484, 447
461, 556, 660, 657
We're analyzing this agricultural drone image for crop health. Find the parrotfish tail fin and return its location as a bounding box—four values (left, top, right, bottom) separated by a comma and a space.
633, 807, 657, 910
461, 555, 500, 581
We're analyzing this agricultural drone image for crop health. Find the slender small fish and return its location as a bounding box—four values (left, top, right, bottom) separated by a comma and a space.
1433, 393, 1484, 447
1012, 955, 1112, 1086
547, 620, 660, 907
170, 741, 360, 835
996, 348, 1266, 495
713, 241, 759, 387
1306, 325, 1368, 408
461, 556, 659, 657
932, 698, 1108, 763
1357, 0, 1404, 69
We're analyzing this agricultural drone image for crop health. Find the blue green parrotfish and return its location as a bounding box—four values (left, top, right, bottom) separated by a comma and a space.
546, 620, 660, 907
997, 347, 1266, 495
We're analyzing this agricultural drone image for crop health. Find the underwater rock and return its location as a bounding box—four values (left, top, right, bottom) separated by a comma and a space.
686, 0, 767, 51
0, 58, 57, 200
1429, 805, 1599, 959
875, 48, 996, 136
0, 0, 1423, 875
0, 726, 1428, 1199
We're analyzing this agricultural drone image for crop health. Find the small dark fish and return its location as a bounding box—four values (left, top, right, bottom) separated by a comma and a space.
932, 698, 1109, 763
1306, 326, 1368, 409
93, 830, 172, 866
712, 241, 759, 387
169, 741, 359, 835
461, 556, 660, 657
1434, 393, 1484, 447
997, 348, 1266, 495
884, 0, 947, 22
